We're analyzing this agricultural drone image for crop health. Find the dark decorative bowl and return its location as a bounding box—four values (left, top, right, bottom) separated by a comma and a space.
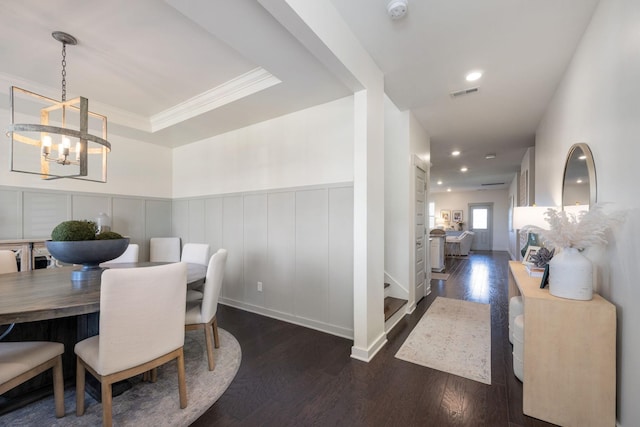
46, 238, 130, 281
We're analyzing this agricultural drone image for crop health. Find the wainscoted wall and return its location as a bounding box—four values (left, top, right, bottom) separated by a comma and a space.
172, 183, 355, 338
0, 186, 172, 262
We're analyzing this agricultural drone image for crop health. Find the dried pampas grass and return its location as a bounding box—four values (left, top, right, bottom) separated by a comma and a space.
523, 205, 625, 250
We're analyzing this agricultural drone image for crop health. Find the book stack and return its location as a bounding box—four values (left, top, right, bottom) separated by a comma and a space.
525, 264, 545, 277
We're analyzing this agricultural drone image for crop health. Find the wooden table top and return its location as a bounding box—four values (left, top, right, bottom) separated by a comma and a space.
0, 262, 207, 325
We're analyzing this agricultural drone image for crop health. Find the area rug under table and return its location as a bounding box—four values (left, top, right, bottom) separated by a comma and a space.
0, 328, 241, 427
395, 296, 491, 384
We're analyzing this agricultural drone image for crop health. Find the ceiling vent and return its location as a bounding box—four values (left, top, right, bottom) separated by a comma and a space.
450, 87, 479, 98
481, 182, 505, 186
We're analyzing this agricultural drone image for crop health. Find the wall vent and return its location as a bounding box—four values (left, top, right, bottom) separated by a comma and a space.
450, 87, 479, 98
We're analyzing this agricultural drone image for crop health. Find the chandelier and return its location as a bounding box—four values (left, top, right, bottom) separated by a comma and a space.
7, 31, 110, 182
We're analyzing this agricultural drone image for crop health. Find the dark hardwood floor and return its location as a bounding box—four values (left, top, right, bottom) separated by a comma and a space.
193, 251, 557, 427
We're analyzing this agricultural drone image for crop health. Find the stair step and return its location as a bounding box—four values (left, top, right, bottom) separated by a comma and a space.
384, 296, 407, 322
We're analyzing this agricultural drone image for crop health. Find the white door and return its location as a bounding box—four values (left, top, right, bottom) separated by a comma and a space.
415, 166, 427, 301
469, 203, 493, 251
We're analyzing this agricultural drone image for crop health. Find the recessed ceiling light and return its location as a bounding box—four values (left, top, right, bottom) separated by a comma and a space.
485, 153, 496, 159
460, 167, 468, 172
577, 179, 583, 184
451, 150, 460, 156
437, 180, 443, 185
447, 188, 452, 192
466, 71, 483, 82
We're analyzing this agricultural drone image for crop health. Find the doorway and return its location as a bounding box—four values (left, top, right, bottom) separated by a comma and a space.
468, 203, 493, 251
414, 164, 427, 301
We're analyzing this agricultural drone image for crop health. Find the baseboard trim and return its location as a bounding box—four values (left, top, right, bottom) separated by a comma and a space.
350, 332, 387, 362
219, 298, 354, 340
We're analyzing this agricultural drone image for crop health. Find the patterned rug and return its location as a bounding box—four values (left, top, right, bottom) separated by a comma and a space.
0, 328, 241, 426
395, 297, 491, 384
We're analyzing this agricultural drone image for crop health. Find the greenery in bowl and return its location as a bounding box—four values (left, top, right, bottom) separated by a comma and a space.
51, 220, 123, 241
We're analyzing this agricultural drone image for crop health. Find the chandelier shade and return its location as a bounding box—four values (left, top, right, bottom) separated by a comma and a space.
7, 32, 110, 182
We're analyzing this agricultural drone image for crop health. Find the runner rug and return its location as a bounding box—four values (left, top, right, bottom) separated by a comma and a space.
395, 297, 491, 384
0, 328, 241, 426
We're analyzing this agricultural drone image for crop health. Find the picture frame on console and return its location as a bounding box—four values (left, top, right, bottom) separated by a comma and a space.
540, 264, 550, 289
523, 245, 541, 265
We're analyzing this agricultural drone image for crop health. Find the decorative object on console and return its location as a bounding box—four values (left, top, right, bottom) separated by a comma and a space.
529, 247, 555, 268
7, 31, 110, 182
45, 220, 128, 282
524, 205, 624, 300
513, 206, 556, 258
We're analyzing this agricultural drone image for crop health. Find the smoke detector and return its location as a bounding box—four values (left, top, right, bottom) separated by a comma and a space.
387, 0, 408, 20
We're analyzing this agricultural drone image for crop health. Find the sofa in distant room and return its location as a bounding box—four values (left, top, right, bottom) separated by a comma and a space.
445, 231, 475, 256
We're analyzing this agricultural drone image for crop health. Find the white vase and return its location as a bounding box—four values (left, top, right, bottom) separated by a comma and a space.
548, 247, 593, 300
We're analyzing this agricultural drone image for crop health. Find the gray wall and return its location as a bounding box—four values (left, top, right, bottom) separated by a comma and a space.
1, 183, 355, 339
0, 186, 172, 262
172, 183, 355, 338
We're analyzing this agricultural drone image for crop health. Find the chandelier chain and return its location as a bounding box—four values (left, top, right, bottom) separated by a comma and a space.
61, 42, 67, 102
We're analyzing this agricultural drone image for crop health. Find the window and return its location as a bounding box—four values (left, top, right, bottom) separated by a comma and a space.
472, 208, 488, 229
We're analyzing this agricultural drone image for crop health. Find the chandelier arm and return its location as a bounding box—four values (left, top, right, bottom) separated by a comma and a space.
8, 124, 111, 151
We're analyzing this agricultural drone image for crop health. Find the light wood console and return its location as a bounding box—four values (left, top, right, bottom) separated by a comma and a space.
508, 261, 616, 427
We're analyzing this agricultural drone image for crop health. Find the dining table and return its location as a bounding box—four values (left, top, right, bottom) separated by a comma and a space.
0, 261, 207, 414
0, 262, 206, 325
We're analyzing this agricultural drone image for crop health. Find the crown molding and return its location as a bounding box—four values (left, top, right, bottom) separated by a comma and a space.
1, 68, 281, 136
150, 67, 281, 132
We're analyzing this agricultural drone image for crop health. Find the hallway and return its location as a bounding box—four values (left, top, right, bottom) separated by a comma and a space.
193, 252, 556, 426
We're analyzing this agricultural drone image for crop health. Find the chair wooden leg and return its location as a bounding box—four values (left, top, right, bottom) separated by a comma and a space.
142, 367, 158, 382
76, 358, 85, 416
52, 355, 65, 417
204, 325, 215, 371
212, 316, 220, 349
102, 380, 113, 427
176, 348, 188, 409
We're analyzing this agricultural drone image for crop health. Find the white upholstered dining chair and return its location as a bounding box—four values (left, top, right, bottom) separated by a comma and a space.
0, 250, 18, 274
185, 249, 227, 371
0, 341, 65, 418
74, 262, 188, 426
181, 243, 210, 266
149, 237, 181, 263
99, 243, 139, 266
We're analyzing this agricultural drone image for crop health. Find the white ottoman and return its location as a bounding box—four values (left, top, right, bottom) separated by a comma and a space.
509, 296, 524, 344
513, 314, 524, 382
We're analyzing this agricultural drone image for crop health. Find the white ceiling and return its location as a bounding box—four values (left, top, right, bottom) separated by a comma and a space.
0, 0, 600, 192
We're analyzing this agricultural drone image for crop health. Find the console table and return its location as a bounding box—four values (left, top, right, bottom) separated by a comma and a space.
508, 261, 616, 427
0, 239, 48, 271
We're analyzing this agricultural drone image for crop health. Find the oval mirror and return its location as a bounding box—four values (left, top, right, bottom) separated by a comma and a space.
562, 143, 596, 210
